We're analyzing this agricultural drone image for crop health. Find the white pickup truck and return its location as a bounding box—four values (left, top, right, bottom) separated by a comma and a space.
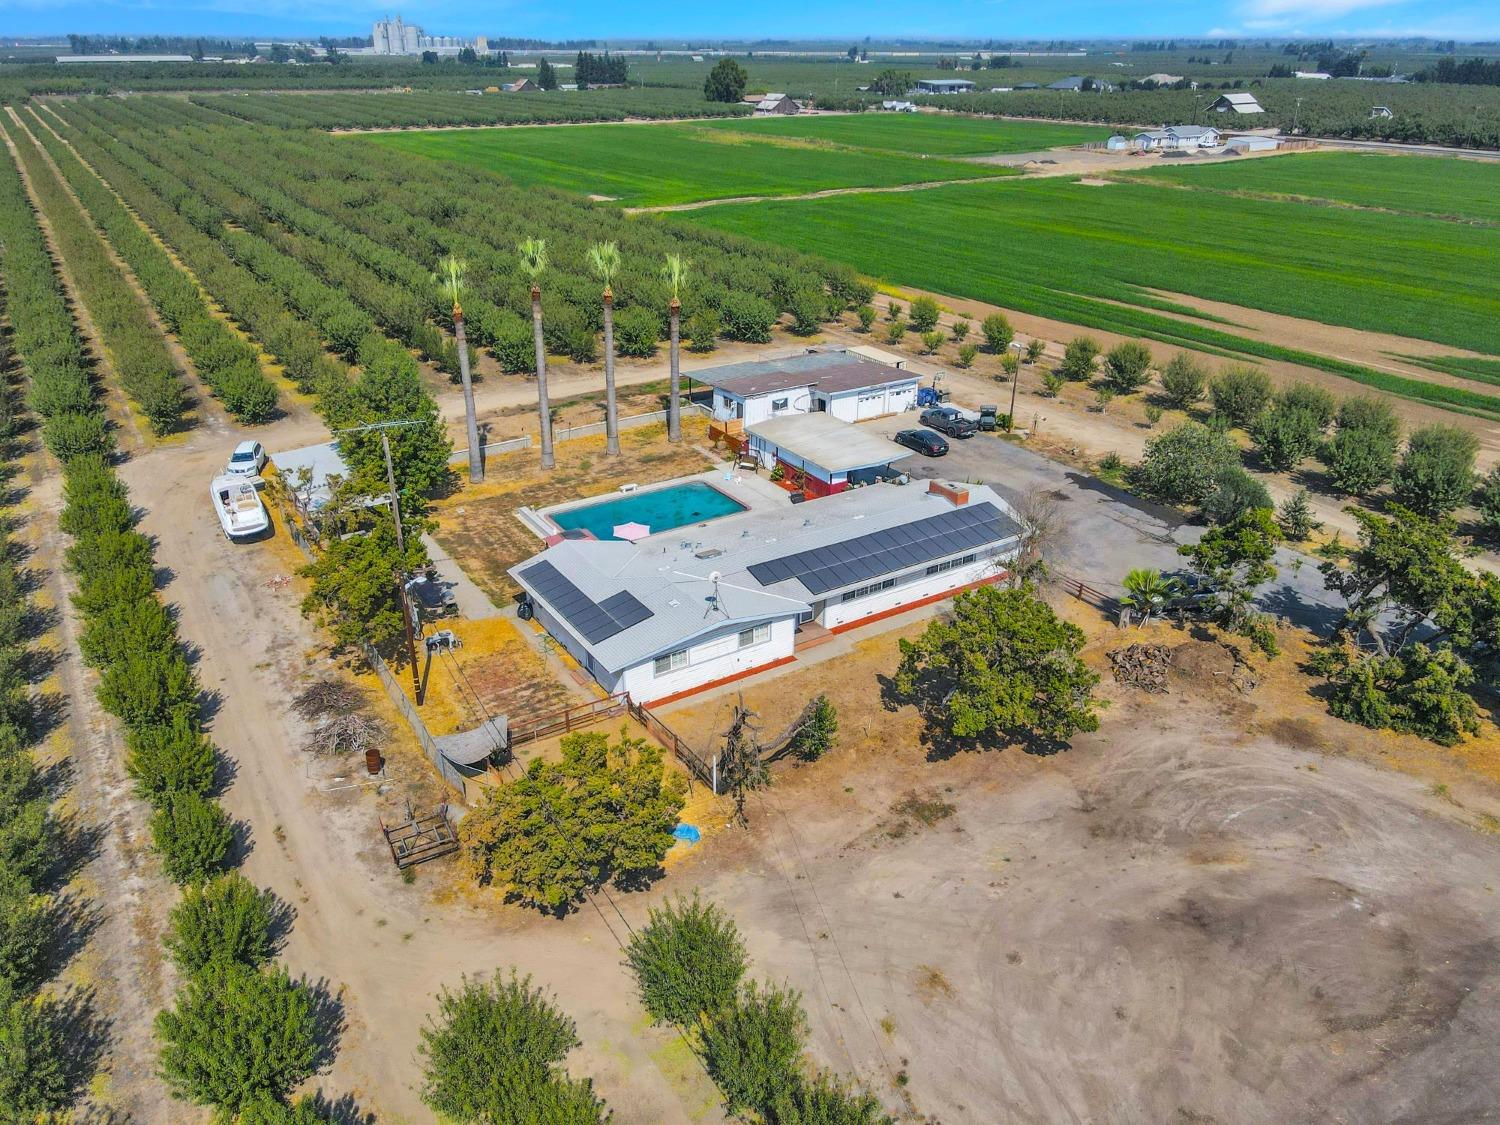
210, 474, 269, 540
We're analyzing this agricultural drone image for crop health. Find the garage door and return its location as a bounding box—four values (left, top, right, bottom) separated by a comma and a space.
856, 391, 886, 420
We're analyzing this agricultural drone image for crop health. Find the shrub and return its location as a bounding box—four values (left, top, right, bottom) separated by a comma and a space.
1310, 644, 1480, 746
1481, 465, 1500, 538
563, 322, 598, 364
1208, 365, 1272, 427
956, 344, 978, 368
885, 300, 901, 321
720, 293, 776, 343
1277, 490, 1321, 541
686, 308, 721, 352
701, 982, 807, 1117
907, 296, 940, 332
125, 717, 218, 804
0, 984, 71, 1118
164, 873, 277, 976
492, 315, 537, 374
1127, 421, 1241, 507
981, 313, 1013, 353
1040, 371, 1065, 397
41, 412, 111, 462
855, 304, 876, 332
419, 973, 606, 1123
1025, 338, 1046, 363
770, 1069, 891, 1125
156, 962, 317, 1113
1336, 396, 1400, 441
1392, 424, 1479, 517
1324, 423, 1397, 496
1144, 404, 1163, 427
885, 320, 906, 344
1000, 351, 1020, 378
920, 331, 944, 355
789, 695, 838, 761
151, 792, 233, 885
1201, 465, 1273, 525
1249, 397, 1325, 471
1277, 382, 1337, 429
787, 288, 829, 336
951, 319, 970, 342
1059, 336, 1100, 381
612, 306, 660, 357
1102, 341, 1152, 394
0, 877, 56, 997
1159, 354, 1207, 408
626, 894, 747, 1027
97, 647, 200, 731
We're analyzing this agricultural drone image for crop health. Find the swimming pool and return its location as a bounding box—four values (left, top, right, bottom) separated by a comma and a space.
550, 482, 747, 541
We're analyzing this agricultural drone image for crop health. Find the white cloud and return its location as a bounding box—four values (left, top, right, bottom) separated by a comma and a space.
1232, 0, 1405, 31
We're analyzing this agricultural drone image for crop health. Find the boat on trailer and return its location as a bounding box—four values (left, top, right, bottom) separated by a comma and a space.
210, 474, 269, 540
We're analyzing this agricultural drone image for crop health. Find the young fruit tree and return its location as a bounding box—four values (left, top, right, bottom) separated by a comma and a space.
625, 894, 748, 1027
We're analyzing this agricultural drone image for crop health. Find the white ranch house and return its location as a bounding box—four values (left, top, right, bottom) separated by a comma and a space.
701, 352, 920, 427
512, 481, 1022, 704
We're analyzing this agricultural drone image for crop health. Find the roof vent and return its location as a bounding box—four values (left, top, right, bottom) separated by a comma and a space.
694, 547, 724, 560
668, 599, 681, 607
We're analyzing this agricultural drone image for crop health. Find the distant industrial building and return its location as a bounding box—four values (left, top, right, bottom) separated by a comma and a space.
363, 16, 486, 57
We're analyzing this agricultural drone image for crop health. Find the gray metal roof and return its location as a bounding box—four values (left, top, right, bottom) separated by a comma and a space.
698, 352, 917, 400
510, 482, 1021, 672
748, 413, 911, 474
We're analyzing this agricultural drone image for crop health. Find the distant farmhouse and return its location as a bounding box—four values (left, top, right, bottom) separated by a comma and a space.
740, 92, 801, 115
1371, 105, 1394, 118
1211, 92, 1265, 114
1134, 124, 1222, 150
1046, 76, 1115, 92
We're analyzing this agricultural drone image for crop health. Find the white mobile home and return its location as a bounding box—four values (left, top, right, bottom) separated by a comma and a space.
702, 352, 920, 427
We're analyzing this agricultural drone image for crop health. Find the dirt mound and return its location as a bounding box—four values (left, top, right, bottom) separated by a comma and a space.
1170, 640, 1238, 684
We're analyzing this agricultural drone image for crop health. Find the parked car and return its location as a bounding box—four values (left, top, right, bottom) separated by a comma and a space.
894, 428, 949, 457
920, 407, 976, 438
224, 440, 266, 477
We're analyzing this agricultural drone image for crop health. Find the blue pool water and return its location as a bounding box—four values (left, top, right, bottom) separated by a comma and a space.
551, 482, 747, 541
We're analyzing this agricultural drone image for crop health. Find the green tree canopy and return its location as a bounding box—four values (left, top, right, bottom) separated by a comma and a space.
704, 58, 750, 102
164, 873, 278, 977
299, 519, 428, 655
1102, 341, 1152, 394
463, 730, 687, 912
1059, 336, 1100, 380
893, 584, 1100, 750
419, 972, 606, 1125
1208, 365, 1272, 427
1158, 354, 1207, 408
1392, 423, 1479, 518
701, 981, 807, 1117
1177, 507, 1281, 654
626, 893, 748, 1028
155, 962, 317, 1113
1127, 421, 1240, 507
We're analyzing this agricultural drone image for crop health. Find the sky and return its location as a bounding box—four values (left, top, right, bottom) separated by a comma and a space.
5, 0, 1498, 44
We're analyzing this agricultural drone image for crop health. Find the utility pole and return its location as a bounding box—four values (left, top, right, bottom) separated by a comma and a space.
380, 432, 422, 700
1007, 340, 1023, 432
381, 432, 405, 556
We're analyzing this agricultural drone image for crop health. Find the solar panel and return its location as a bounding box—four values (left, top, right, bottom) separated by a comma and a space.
747, 502, 1020, 596
522, 560, 654, 644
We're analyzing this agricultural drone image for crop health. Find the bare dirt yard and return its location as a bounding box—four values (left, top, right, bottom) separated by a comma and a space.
656, 613, 1500, 1124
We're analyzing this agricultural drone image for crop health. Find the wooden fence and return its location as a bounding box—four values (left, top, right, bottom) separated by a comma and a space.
506, 693, 630, 748
363, 642, 472, 802
629, 699, 719, 792
1056, 573, 1120, 613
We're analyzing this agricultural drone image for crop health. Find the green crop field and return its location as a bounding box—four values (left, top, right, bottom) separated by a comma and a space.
678, 177, 1500, 414
697, 112, 1109, 155
360, 122, 1014, 207
1137, 151, 1500, 225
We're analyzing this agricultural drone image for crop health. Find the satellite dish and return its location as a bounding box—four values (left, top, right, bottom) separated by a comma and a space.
708, 570, 722, 584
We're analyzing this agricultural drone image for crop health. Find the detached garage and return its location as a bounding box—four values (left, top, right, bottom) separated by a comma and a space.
747, 413, 911, 498
703, 352, 919, 427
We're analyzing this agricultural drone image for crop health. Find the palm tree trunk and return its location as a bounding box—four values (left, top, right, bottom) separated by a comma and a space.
531, 284, 554, 470
668, 297, 682, 443
454, 311, 483, 483
602, 288, 620, 457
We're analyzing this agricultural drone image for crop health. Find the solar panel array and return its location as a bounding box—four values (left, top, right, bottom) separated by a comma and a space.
522, 560, 654, 644
747, 502, 1018, 596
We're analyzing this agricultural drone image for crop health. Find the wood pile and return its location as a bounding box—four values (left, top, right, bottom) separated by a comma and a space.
1108, 643, 1172, 693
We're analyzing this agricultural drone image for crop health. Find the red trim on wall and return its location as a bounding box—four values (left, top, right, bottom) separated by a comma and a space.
827, 571, 1008, 635
644, 655, 798, 709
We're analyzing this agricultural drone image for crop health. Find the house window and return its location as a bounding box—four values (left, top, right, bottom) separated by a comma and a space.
840, 577, 896, 604
738, 623, 771, 649
926, 553, 977, 577
771, 397, 790, 414
653, 649, 688, 676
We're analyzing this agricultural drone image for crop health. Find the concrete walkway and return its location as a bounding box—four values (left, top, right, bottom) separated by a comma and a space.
421, 531, 501, 620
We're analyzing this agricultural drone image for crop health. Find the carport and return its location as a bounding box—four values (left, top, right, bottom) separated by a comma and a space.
747, 413, 910, 498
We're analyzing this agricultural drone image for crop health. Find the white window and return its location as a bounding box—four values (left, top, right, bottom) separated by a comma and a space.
653, 649, 688, 676
840, 577, 896, 604
771, 397, 790, 414
926, 553, 977, 577
738, 623, 770, 649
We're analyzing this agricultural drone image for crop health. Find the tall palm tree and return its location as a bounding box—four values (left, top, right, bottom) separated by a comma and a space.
587, 241, 622, 457
436, 255, 482, 484
517, 238, 554, 471
1121, 568, 1181, 627
662, 253, 690, 444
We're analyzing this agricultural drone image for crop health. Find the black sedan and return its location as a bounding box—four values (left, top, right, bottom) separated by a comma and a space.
894, 428, 949, 457
919, 406, 977, 438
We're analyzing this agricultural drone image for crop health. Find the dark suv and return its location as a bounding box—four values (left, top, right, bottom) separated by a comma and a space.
920, 406, 977, 438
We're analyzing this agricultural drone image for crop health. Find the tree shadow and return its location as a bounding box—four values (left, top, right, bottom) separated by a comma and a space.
43, 984, 111, 1109
875, 670, 1071, 762
265, 890, 299, 961
25, 687, 69, 742
302, 976, 347, 1075
226, 814, 256, 867
310, 1091, 377, 1125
